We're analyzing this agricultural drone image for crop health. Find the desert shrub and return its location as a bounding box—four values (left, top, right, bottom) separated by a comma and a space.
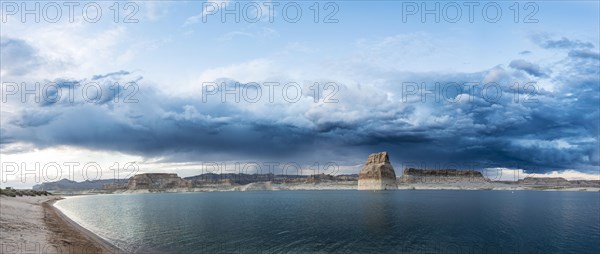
33, 190, 49, 196
1, 188, 16, 197
0, 188, 51, 197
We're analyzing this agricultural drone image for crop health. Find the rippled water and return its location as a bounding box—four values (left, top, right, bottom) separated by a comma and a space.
55, 190, 600, 253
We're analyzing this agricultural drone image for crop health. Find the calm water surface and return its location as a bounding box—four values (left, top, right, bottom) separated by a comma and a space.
55, 190, 600, 253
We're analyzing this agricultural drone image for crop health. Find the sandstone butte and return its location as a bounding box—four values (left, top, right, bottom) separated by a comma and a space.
128, 173, 192, 190
357, 152, 398, 190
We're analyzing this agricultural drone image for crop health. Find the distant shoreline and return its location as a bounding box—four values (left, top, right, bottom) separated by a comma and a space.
45, 182, 600, 195
33, 170, 600, 195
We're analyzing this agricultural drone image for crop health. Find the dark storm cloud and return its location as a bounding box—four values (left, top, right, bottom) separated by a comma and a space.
509, 59, 547, 77
3, 77, 331, 162
0, 128, 14, 145
38, 79, 81, 107
3, 38, 599, 174
37, 75, 142, 107
10, 110, 60, 127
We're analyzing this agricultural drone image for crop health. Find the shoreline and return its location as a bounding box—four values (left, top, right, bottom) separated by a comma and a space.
42, 197, 125, 254
47, 185, 600, 198
43, 198, 123, 254
99, 182, 600, 194
0, 195, 122, 254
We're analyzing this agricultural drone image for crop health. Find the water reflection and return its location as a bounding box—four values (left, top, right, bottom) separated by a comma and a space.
362, 192, 394, 235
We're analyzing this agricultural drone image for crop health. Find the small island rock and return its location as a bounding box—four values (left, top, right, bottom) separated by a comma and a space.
357, 152, 398, 190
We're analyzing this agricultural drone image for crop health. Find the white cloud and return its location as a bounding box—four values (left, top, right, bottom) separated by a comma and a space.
218, 27, 278, 41
482, 168, 528, 181
530, 170, 600, 181
185, 0, 231, 26
483, 167, 600, 181
1, 20, 127, 80
141, 1, 170, 21
195, 58, 276, 84
513, 139, 577, 150
0, 144, 143, 188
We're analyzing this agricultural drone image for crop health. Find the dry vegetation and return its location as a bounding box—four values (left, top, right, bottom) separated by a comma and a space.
0, 187, 51, 197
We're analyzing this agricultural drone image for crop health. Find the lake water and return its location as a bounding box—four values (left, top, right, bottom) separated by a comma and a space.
55, 190, 600, 253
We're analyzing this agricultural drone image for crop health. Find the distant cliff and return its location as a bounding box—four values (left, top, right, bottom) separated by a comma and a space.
514, 177, 600, 187
127, 173, 192, 190
33, 179, 127, 191
30, 170, 599, 193
306, 173, 358, 183
185, 173, 358, 186
35, 173, 358, 193
185, 173, 278, 186
400, 168, 488, 183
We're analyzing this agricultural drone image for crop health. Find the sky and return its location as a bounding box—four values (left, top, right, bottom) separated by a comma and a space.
1, 1, 599, 188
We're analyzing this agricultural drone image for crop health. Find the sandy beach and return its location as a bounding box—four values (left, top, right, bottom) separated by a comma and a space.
0, 195, 120, 254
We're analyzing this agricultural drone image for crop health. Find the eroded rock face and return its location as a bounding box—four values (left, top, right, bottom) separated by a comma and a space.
128, 173, 191, 190
515, 177, 600, 187
399, 168, 487, 183
357, 152, 398, 190
519, 177, 570, 185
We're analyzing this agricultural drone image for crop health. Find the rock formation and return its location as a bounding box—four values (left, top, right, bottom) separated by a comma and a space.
127, 173, 191, 190
517, 177, 570, 186
32, 179, 127, 191
516, 177, 599, 187
400, 168, 487, 183
357, 152, 398, 190
185, 173, 358, 186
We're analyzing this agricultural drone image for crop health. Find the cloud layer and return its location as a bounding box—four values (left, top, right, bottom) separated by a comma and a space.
1, 34, 599, 175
